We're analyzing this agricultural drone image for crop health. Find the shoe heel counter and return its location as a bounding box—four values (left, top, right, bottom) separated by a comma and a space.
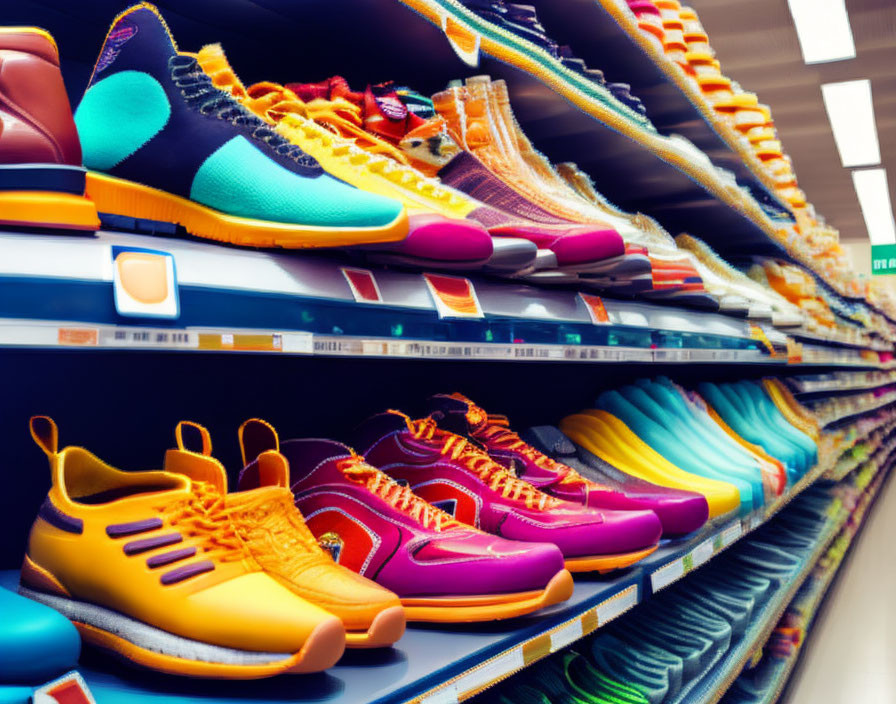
0, 29, 82, 166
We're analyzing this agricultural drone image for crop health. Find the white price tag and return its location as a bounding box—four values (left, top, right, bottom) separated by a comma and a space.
692, 538, 714, 567
420, 683, 459, 704
721, 521, 743, 548
597, 584, 639, 625
550, 617, 584, 652
455, 648, 524, 699
651, 558, 686, 592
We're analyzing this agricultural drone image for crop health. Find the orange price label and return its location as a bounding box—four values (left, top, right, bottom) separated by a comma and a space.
58, 328, 98, 346
579, 293, 610, 324
423, 273, 483, 319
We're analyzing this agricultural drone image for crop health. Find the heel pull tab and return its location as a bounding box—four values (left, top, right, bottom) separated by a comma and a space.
175, 421, 212, 456
238, 418, 279, 467
256, 450, 290, 489
30, 416, 58, 457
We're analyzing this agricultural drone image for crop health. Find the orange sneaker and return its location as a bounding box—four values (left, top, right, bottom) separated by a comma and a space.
164, 422, 406, 649
18, 417, 345, 679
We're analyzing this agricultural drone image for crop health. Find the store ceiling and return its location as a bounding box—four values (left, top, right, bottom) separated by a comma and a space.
689, 0, 896, 243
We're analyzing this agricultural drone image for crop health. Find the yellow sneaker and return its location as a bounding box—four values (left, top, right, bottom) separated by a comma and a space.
19, 417, 345, 679
164, 421, 406, 649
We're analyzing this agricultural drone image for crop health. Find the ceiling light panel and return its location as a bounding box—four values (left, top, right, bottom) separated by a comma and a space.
853, 169, 896, 245
821, 80, 881, 168
787, 0, 856, 64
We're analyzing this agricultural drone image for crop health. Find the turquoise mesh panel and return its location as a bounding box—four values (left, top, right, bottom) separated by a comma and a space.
75, 71, 171, 171
190, 136, 404, 227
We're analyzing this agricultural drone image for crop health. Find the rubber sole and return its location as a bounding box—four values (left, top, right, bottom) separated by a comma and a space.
0, 191, 99, 231
564, 544, 658, 573
85, 172, 409, 249
399, 568, 573, 623
18, 585, 345, 678
344, 605, 406, 649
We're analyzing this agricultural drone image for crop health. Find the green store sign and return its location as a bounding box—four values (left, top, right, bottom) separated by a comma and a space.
871, 244, 896, 275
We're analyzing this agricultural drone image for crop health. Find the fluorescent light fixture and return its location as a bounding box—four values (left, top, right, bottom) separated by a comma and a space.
853, 169, 896, 245
787, 0, 856, 64
821, 80, 881, 168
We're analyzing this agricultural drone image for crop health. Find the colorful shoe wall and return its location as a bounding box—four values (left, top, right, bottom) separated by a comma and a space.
0, 1, 895, 704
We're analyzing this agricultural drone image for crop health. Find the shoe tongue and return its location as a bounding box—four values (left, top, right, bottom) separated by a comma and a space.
196, 43, 247, 99
90, 3, 177, 85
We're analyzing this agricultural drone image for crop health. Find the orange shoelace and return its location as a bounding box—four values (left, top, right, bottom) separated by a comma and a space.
408, 416, 559, 510
165, 481, 247, 563
337, 455, 462, 532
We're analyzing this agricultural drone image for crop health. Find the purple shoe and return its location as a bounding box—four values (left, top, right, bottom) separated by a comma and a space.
427, 393, 710, 536
237, 423, 573, 623
354, 411, 662, 573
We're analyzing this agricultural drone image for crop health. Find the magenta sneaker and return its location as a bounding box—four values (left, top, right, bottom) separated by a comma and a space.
237, 421, 573, 623
427, 393, 710, 536
354, 411, 662, 573
361, 213, 495, 269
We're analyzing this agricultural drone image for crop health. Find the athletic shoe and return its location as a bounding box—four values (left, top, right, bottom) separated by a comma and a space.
290, 76, 633, 275
19, 417, 345, 678
75, 3, 407, 249
354, 411, 662, 572
163, 421, 405, 649
0, 27, 99, 231
427, 393, 709, 536
0, 586, 80, 684
236, 420, 572, 622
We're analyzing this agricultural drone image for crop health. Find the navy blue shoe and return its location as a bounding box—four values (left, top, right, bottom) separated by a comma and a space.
74, 2, 408, 249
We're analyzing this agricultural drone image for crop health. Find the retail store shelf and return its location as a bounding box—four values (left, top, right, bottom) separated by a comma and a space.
718, 459, 895, 704
790, 371, 896, 396
0, 441, 864, 704
528, 0, 792, 219
816, 394, 896, 428
1, 230, 890, 368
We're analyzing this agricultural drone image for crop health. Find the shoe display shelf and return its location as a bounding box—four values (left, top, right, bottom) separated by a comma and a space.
382, 0, 793, 261
824, 426, 896, 483
789, 370, 896, 396
1, 228, 890, 369
524, 0, 791, 218
812, 392, 896, 429
1, 416, 884, 704
719, 462, 893, 704
667, 454, 893, 704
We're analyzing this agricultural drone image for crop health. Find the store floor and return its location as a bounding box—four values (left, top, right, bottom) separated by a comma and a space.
783, 473, 896, 704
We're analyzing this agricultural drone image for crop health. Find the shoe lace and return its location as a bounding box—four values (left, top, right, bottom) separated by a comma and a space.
228, 489, 331, 566
408, 416, 559, 510
247, 84, 467, 207
165, 481, 247, 563
468, 410, 591, 488
168, 55, 319, 172
337, 454, 462, 532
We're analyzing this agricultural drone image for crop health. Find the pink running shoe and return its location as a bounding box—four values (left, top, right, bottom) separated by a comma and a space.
354, 411, 662, 573
237, 420, 573, 623
427, 393, 710, 536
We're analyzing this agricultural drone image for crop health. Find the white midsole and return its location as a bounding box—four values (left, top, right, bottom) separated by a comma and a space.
18, 586, 292, 666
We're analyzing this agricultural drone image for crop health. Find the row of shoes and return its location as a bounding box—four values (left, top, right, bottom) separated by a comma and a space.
723, 458, 892, 704
2, 2, 887, 336
492, 484, 845, 704
15, 374, 831, 679
435, 0, 887, 318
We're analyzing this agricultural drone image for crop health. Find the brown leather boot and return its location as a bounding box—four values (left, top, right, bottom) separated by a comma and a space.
0, 27, 98, 230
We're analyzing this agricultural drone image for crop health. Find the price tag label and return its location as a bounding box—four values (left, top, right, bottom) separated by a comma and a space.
423, 273, 484, 319
33, 671, 95, 704
341, 267, 383, 303
692, 538, 714, 567
597, 584, 639, 625
579, 293, 610, 324
58, 327, 98, 346
550, 617, 584, 651
111, 246, 179, 319
420, 683, 459, 704
651, 558, 686, 592
455, 648, 524, 699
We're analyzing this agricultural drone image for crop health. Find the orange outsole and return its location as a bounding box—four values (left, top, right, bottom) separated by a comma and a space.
85, 172, 409, 249
73, 617, 346, 679
0, 191, 99, 231
344, 605, 407, 649
564, 544, 659, 574
400, 568, 573, 623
